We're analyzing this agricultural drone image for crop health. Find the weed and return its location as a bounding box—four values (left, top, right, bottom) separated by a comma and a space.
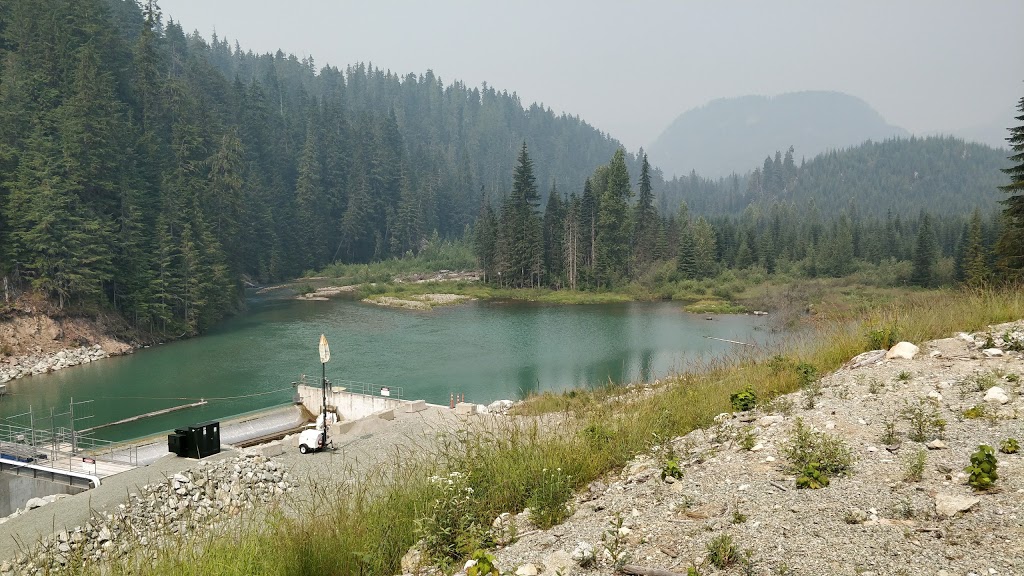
896, 370, 912, 381
773, 563, 796, 576
999, 438, 1020, 454
900, 399, 946, 442
867, 326, 900, 349
967, 371, 998, 393
466, 550, 499, 576
706, 533, 739, 569
903, 449, 926, 482
768, 396, 794, 417
416, 471, 484, 567
965, 445, 999, 491
739, 550, 758, 576
582, 423, 614, 445
868, 377, 884, 395
686, 566, 701, 576
879, 411, 900, 444
737, 426, 757, 451
731, 508, 748, 524
834, 385, 851, 400
730, 385, 757, 412
661, 459, 683, 481
893, 497, 916, 519
1006, 373, 1020, 383
795, 362, 819, 386
527, 468, 574, 529
601, 514, 630, 569
962, 404, 987, 419
782, 418, 854, 476
800, 381, 823, 410
795, 462, 830, 489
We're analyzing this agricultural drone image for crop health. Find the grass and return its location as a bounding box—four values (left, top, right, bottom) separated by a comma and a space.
91, 286, 1023, 575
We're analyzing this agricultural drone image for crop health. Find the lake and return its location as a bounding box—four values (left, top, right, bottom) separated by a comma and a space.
0, 296, 771, 442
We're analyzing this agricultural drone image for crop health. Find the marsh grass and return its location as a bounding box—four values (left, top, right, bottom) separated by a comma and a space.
93, 287, 1022, 575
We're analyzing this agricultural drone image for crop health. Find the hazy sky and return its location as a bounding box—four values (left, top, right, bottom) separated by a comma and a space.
159, 0, 1024, 151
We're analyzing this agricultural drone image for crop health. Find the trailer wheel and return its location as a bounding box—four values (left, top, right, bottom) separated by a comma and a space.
299, 444, 309, 454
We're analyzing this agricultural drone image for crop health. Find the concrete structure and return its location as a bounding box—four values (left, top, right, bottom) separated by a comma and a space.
296, 384, 407, 421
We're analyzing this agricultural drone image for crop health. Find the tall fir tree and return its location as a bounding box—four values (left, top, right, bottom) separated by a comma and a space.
995, 93, 1024, 278
631, 153, 659, 276
595, 149, 632, 286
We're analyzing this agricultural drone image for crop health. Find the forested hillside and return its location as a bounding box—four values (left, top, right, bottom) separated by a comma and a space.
0, 0, 638, 334
659, 137, 1008, 218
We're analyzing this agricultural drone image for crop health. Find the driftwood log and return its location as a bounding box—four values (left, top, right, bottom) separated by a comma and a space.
621, 565, 687, 576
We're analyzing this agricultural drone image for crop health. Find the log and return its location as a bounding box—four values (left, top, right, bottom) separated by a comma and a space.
621, 565, 687, 576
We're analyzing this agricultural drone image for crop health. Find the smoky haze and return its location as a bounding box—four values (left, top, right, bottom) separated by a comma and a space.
159, 0, 1024, 151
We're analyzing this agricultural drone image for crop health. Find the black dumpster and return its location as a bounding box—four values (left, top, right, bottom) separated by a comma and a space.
167, 430, 188, 456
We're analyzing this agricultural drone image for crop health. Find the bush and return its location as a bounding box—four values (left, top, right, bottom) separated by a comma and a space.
416, 472, 487, 567
999, 438, 1020, 454
903, 448, 926, 482
527, 468, 574, 529
795, 462, 830, 489
782, 418, 854, 476
867, 326, 899, 350
730, 385, 757, 412
706, 534, 739, 568
901, 399, 946, 442
964, 445, 998, 491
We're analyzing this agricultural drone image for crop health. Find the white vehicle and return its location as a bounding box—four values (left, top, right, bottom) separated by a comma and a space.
298, 424, 327, 454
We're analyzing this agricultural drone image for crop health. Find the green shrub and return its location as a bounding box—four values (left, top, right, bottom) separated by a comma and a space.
706, 533, 739, 568
730, 385, 757, 412
999, 438, 1020, 454
896, 370, 912, 381
964, 445, 998, 491
661, 459, 683, 481
295, 284, 316, 295
795, 462, 830, 489
867, 326, 899, 350
416, 471, 487, 567
962, 404, 987, 419
466, 550, 499, 576
903, 448, 926, 482
782, 418, 854, 476
527, 468, 574, 529
900, 399, 946, 442
879, 411, 900, 444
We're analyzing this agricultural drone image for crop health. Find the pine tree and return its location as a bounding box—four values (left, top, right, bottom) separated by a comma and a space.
563, 192, 582, 290
911, 213, 938, 287
595, 149, 632, 286
961, 209, 989, 287
631, 153, 659, 276
473, 193, 498, 282
542, 184, 565, 287
995, 94, 1024, 278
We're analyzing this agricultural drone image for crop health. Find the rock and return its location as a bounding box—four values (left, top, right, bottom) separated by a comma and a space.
929, 350, 942, 358
400, 547, 425, 575
454, 402, 478, 416
927, 439, 947, 450
983, 387, 1010, 405
487, 399, 514, 413
845, 349, 886, 369
982, 348, 1004, 358
570, 541, 595, 567
885, 341, 920, 360
25, 498, 47, 510
542, 551, 573, 575
757, 415, 784, 426
515, 563, 539, 576
934, 492, 980, 518
927, 391, 943, 402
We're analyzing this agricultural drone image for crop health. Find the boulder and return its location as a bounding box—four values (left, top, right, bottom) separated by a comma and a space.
982, 348, 1004, 358
570, 541, 595, 567
934, 492, 980, 518
983, 387, 1010, 405
885, 342, 920, 360
25, 498, 47, 510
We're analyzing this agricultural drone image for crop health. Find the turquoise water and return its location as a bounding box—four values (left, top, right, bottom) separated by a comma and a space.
0, 297, 770, 442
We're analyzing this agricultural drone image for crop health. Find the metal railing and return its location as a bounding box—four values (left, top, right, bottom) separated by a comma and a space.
293, 376, 404, 401
0, 421, 138, 474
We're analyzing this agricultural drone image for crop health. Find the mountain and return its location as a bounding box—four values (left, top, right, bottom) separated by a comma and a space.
648, 91, 909, 178
658, 136, 1009, 219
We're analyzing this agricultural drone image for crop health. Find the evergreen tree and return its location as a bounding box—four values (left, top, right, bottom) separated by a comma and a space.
595, 149, 632, 286
563, 192, 582, 290
542, 184, 565, 287
995, 93, 1024, 278
961, 209, 989, 287
631, 153, 659, 276
911, 213, 938, 287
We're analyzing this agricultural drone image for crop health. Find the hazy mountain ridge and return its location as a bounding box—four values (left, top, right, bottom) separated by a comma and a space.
648, 91, 910, 178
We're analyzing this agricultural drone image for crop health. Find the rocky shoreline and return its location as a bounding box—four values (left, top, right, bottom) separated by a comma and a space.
0, 344, 129, 384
